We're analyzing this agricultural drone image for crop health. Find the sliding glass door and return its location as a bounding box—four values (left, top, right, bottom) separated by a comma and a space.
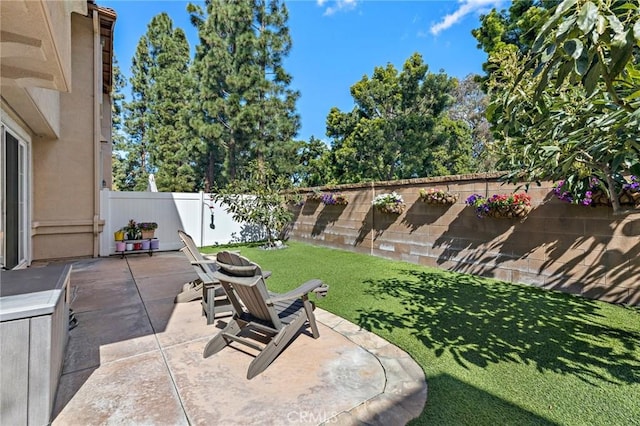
1, 124, 29, 269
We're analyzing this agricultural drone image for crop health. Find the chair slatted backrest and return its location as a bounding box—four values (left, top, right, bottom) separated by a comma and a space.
178, 230, 217, 276
214, 251, 282, 329
180, 245, 213, 285
234, 277, 279, 323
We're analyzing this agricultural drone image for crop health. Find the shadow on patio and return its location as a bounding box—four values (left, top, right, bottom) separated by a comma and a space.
50, 251, 426, 425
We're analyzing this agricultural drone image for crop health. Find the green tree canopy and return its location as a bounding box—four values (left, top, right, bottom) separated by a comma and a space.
123, 34, 152, 191
120, 13, 204, 192
213, 160, 295, 247
326, 53, 456, 183
447, 74, 496, 172
144, 13, 204, 192
481, 0, 640, 213
111, 57, 136, 191
294, 136, 334, 187
189, 0, 300, 188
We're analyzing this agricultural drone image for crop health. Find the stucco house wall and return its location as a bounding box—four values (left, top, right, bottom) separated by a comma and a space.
1, 0, 115, 268
33, 13, 98, 260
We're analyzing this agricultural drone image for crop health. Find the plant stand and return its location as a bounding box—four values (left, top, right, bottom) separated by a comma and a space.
116, 238, 159, 258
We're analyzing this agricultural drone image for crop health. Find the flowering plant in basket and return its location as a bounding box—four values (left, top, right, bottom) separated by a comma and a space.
321, 193, 349, 205
373, 191, 406, 214
466, 193, 532, 218
138, 222, 158, 231
138, 222, 158, 239
553, 176, 640, 207
419, 188, 458, 205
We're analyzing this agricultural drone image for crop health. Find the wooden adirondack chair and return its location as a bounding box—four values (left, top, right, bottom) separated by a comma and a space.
176, 230, 271, 324
175, 230, 214, 303
203, 252, 329, 379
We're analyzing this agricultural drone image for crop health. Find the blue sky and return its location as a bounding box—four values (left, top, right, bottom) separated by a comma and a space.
102, 0, 506, 142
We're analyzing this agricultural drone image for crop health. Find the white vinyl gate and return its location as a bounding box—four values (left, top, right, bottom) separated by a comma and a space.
99, 190, 260, 256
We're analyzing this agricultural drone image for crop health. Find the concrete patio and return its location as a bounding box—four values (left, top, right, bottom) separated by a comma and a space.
48, 251, 427, 425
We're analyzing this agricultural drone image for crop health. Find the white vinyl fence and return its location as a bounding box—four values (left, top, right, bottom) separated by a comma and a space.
99, 190, 262, 256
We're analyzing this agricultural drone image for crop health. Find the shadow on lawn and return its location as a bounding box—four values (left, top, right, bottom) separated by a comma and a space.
356, 269, 640, 386
408, 373, 555, 426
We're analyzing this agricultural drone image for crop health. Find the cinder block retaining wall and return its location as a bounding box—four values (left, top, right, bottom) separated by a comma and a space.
289, 173, 639, 305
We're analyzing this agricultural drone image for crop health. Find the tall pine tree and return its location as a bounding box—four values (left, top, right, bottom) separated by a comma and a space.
123, 13, 203, 192
123, 34, 152, 191
145, 13, 203, 191
188, 0, 300, 188
111, 56, 136, 191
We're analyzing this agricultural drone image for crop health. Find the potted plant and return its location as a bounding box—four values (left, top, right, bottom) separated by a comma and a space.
138, 222, 158, 239
114, 229, 125, 241
465, 193, 532, 218
123, 219, 140, 240
320, 192, 349, 205
373, 191, 406, 215
419, 188, 458, 205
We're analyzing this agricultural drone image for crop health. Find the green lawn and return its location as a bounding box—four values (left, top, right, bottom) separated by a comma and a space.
201, 241, 640, 425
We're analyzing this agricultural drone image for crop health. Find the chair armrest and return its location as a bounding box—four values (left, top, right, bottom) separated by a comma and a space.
268, 279, 327, 303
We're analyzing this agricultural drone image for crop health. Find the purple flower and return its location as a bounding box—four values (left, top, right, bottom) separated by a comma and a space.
623, 175, 639, 192
321, 193, 336, 205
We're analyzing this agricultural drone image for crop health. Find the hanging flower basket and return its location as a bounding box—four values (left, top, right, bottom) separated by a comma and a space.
485, 204, 532, 218
618, 189, 640, 206
553, 176, 640, 207
306, 191, 323, 202
321, 193, 349, 205
373, 192, 406, 215
419, 188, 458, 205
466, 193, 532, 219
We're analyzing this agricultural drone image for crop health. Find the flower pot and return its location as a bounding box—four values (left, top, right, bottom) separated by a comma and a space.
125, 243, 133, 251
141, 240, 150, 250
141, 230, 155, 239
150, 239, 160, 250
114, 230, 125, 241
376, 204, 405, 215
115, 242, 126, 252
488, 204, 531, 218
133, 242, 143, 250
423, 194, 458, 205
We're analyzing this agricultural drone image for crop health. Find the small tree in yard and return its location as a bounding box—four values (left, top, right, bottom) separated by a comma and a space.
487, 0, 640, 214
212, 161, 293, 248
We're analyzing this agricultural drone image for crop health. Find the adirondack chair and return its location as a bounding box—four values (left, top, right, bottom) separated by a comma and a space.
175, 230, 219, 302
203, 251, 329, 379
176, 230, 271, 324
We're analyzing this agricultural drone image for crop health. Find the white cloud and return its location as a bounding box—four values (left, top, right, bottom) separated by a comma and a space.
317, 0, 358, 16
429, 0, 504, 35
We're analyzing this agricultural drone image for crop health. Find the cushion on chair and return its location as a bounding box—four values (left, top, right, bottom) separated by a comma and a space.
216, 251, 260, 276
216, 262, 259, 277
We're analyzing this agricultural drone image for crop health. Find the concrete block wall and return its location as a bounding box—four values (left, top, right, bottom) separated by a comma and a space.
289, 173, 640, 305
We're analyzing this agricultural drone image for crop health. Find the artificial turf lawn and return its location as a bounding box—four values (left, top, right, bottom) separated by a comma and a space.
201, 241, 640, 425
